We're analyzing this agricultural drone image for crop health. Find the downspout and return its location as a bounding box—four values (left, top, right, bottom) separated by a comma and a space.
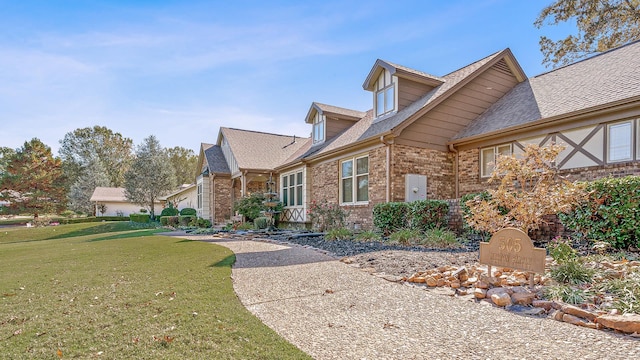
448, 144, 459, 199
380, 135, 392, 203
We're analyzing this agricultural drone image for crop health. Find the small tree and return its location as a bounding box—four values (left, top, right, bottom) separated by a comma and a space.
124, 136, 176, 219
465, 143, 586, 234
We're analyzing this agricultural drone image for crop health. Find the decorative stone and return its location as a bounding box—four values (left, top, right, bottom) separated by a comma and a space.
426, 276, 438, 287
532, 300, 554, 311
452, 267, 469, 281
413, 276, 426, 284
474, 288, 487, 299
562, 314, 597, 329
450, 281, 461, 289
475, 280, 489, 289
437, 278, 446, 287
596, 314, 640, 334
491, 293, 512, 307
561, 304, 596, 322
551, 310, 564, 321
511, 292, 536, 306
486, 287, 511, 298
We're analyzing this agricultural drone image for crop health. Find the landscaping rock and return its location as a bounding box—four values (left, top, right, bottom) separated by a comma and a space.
561, 304, 596, 322
491, 293, 512, 307
426, 276, 438, 287
474, 288, 487, 299
511, 292, 536, 306
532, 300, 554, 312
486, 287, 511, 298
596, 314, 640, 334
551, 310, 564, 321
562, 314, 598, 329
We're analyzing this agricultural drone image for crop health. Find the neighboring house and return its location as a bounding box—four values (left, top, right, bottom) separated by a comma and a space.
160, 184, 197, 211
90, 187, 161, 217
198, 41, 640, 229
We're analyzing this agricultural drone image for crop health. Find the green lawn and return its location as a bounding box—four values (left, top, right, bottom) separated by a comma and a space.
0, 223, 311, 359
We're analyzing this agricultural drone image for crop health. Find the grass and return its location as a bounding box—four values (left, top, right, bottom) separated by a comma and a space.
0, 223, 311, 359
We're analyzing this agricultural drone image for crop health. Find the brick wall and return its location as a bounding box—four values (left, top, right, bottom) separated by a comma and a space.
458, 148, 489, 196
213, 177, 232, 224
390, 144, 455, 200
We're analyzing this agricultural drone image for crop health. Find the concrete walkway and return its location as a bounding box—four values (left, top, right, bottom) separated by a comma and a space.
176, 233, 640, 359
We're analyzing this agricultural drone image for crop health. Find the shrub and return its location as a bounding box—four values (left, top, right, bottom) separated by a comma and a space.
197, 218, 211, 228
464, 144, 586, 234
179, 215, 197, 226
234, 193, 283, 222
420, 228, 461, 248
139, 208, 148, 213
180, 207, 197, 216
254, 216, 271, 230
543, 285, 588, 305
130, 213, 151, 223
307, 200, 348, 231
549, 259, 595, 285
409, 200, 449, 232
325, 227, 353, 241
355, 230, 382, 242
547, 236, 577, 263
559, 175, 640, 249
160, 216, 179, 226
388, 228, 422, 246
373, 202, 409, 235
160, 205, 179, 217
60, 210, 75, 218
235, 222, 253, 231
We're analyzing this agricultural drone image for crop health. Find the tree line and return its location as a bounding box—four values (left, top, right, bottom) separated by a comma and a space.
0, 126, 198, 218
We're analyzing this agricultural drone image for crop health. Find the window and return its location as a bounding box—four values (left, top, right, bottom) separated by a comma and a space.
341, 155, 369, 203
375, 70, 395, 117
312, 112, 325, 144
608, 121, 633, 162
481, 144, 512, 177
281, 170, 303, 207
197, 183, 203, 209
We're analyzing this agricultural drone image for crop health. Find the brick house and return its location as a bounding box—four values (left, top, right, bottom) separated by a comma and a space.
198, 41, 640, 229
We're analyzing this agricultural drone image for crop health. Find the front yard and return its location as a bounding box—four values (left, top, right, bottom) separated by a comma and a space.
0, 223, 310, 359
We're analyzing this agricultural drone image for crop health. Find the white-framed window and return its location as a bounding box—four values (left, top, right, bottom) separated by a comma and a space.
375, 70, 395, 117
480, 144, 512, 178
312, 112, 325, 144
281, 170, 303, 207
340, 155, 369, 204
607, 120, 634, 163
197, 183, 203, 209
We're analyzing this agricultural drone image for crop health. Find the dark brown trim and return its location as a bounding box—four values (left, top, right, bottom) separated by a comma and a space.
556, 125, 604, 168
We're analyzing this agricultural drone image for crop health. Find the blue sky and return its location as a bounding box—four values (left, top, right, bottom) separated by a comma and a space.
0, 0, 575, 155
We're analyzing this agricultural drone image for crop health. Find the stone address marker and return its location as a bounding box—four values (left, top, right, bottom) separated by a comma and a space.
479, 228, 546, 276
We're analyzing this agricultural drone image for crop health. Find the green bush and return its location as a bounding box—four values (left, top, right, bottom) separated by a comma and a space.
160, 205, 179, 217
409, 200, 449, 232
355, 230, 382, 242
373, 202, 410, 235
254, 216, 271, 230
388, 228, 422, 246
559, 175, 640, 249
160, 216, 179, 226
234, 193, 283, 222
130, 213, 151, 223
420, 228, 460, 248
373, 200, 449, 235
179, 215, 197, 226
60, 210, 75, 218
180, 207, 197, 216
325, 227, 353, 240
197, 218, 211, 228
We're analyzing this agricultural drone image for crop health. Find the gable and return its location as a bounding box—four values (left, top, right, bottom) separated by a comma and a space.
395, 58, 523, 151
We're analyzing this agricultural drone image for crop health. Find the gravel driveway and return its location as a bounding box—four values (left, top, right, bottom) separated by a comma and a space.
177, 233, 640, 360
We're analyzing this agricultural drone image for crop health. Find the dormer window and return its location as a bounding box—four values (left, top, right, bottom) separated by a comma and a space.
375, 69, 395, 117
312, 112, 325, 144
